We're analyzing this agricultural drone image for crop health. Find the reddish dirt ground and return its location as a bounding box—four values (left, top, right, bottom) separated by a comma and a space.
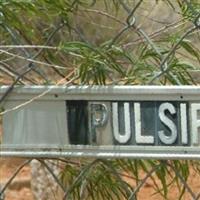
1, 158, 200, 200
0, 158, 34, 200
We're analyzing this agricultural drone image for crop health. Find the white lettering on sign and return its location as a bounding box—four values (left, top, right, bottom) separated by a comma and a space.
112, 102, 131, 143
180, 103, 188, 144
91, 101, 192, 145
191, 103, 200, 145
134, 103, 154, 144
158, 103, 177, 145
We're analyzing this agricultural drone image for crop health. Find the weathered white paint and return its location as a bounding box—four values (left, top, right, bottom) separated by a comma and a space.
191, 103, 200, 145
3, 100, 69, 147
158, 103, 177, 144
180, 103, 188, 144
112, 102, 131, 143
89, 102, 113, 145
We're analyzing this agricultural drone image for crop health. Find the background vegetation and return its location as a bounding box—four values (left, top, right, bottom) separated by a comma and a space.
0, 0, 200, 199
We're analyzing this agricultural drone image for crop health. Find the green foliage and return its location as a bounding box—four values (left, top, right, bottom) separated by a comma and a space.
59, 159, 193, 199
177, 0, 200, 23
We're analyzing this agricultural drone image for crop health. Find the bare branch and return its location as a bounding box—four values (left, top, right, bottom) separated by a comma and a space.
37, 159, 66, 192
0, 70, 78, 115
0, 45, 58, 50
0, 50, 66, 70
149, 26, 199, 84
62, 159, 99, 200
2, 24, 49, 81
81, 9, 126, 25
128, 163, 162, 200
0, 22, 66, 103
108, 0, 143, 48
123, 19, 186, 47
166, 161, 197, 199
0, 61, 36, 84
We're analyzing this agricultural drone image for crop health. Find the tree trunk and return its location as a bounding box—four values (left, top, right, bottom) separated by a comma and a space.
30, 160, 63, 200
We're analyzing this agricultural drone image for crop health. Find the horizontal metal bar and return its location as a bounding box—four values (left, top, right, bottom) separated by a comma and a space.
2, 85, 200, 95
1, 85, 200, 101
1, 146, 200, 159
1, 151, 200, 160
